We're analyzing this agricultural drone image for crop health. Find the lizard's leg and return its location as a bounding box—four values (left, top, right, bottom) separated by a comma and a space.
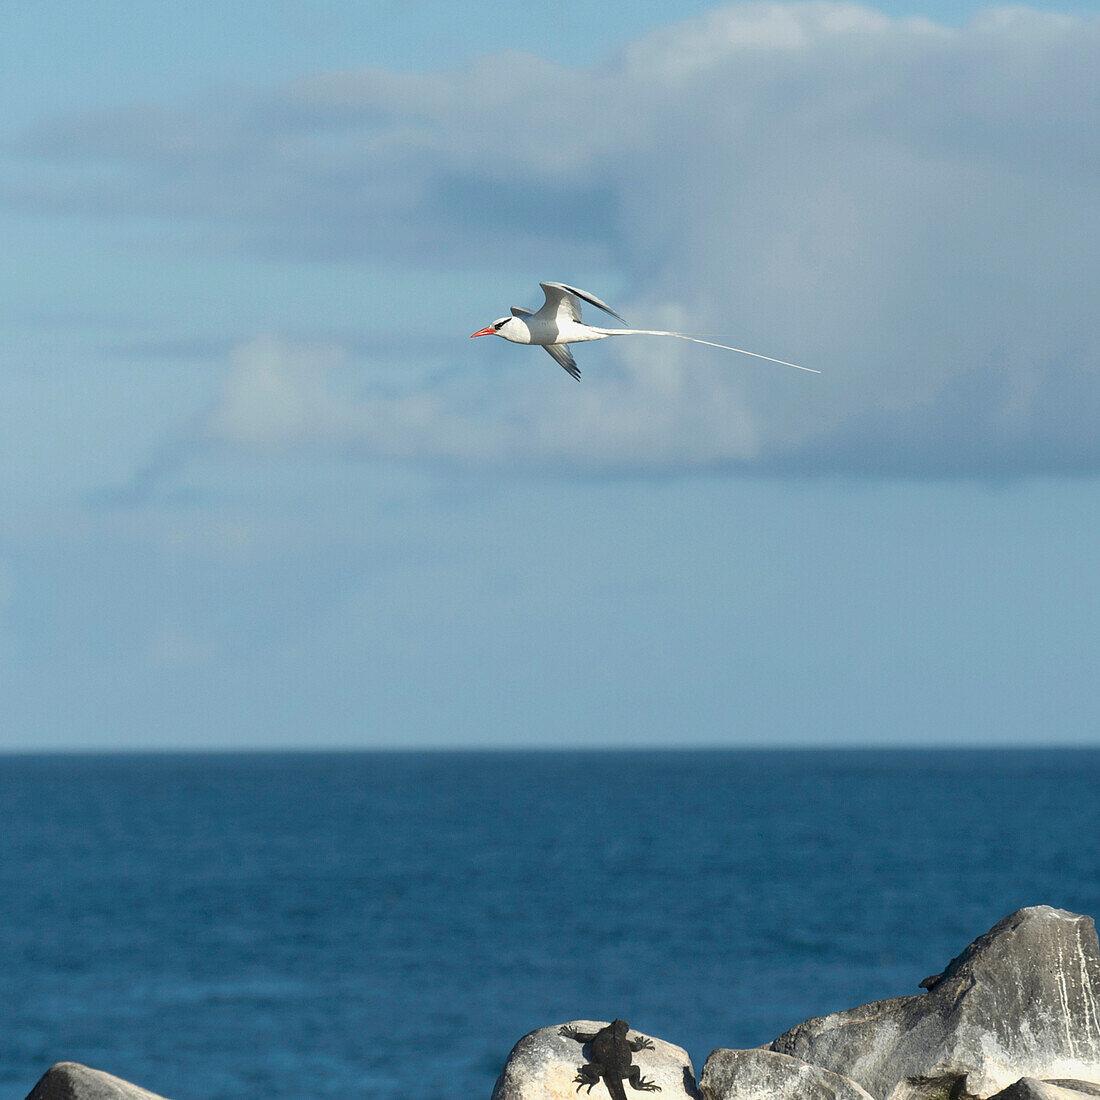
626, 1066, 662, 1093
561, 1026, 601, 1043
628, 1036, 655, 1052
573, 1064, 603, 1093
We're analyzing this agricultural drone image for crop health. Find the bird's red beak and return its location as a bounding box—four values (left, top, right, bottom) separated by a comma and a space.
470, 327, 495, 338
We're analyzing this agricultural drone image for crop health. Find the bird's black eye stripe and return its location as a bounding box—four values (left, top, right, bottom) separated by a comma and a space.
493, 320, 505, 329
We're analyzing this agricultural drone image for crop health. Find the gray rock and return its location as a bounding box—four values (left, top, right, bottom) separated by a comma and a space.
24, 1064, 172, 1100
769, 906, 1100, 1100
700, 1048, 876, 1100
988, 1080, 1100, 1100
492, 1020, 699, 1100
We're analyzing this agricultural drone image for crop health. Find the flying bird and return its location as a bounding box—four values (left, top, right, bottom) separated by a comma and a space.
470, 281, 817, 381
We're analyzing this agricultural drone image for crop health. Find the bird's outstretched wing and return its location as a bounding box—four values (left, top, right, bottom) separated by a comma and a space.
539, 282, 627, 325
543, 343, 581, 381
510, 306, 533, 317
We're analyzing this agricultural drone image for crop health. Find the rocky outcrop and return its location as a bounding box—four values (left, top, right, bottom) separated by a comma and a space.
21, 907, 1100, 1100
491, 1020, 699, 1100
987, 1081, 1100, 1100
700, 1048, 876, 1100
769, 906, 1100, 1100
24, 1064, 172, 1100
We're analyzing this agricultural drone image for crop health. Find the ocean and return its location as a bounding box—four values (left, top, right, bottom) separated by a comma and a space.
2, 750, 1099, 1100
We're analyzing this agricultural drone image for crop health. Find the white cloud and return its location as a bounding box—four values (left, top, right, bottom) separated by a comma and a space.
10, 3, 1100, 476
205, 336, 350, 449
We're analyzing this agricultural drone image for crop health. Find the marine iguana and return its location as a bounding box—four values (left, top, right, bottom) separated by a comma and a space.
559, 1019, 662, 1100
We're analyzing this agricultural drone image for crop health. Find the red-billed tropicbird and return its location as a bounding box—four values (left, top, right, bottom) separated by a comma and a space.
470, 281, 816, 381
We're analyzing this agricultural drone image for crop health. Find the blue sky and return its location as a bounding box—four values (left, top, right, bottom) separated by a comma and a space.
2, 0, 1099, 749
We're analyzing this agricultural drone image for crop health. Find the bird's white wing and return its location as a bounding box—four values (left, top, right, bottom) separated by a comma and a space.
510, 306, 534, 317
543, 343, 581, 380
538, 282, 627, 326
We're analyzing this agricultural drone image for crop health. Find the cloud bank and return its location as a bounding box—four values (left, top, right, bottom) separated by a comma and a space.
12, 3, 1100, 477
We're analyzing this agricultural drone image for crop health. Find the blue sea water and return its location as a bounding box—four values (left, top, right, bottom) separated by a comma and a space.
2, 750, 1099, 1100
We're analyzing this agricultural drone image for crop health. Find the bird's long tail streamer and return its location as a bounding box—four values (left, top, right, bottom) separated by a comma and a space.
600, 329, 819, 373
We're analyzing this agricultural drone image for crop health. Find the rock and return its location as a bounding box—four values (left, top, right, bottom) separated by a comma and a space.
988, 1081, 1100, 1100
769, 906, 1100, 1100
492, 1020, 699, 1100
24, 1064, 172, 1100
700, 1048, 876, 1100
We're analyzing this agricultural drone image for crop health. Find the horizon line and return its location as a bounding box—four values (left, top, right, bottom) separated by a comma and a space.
1, 742, 1098, 758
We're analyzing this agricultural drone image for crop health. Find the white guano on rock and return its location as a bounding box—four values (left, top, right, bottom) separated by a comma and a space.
768, 906, 1100, 1100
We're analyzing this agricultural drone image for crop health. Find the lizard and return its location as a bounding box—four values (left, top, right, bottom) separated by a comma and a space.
559, 1019, 662, 1100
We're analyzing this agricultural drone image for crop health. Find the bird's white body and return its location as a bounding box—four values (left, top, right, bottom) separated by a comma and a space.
471, 281, 816, 380
495, 315, 610, 346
